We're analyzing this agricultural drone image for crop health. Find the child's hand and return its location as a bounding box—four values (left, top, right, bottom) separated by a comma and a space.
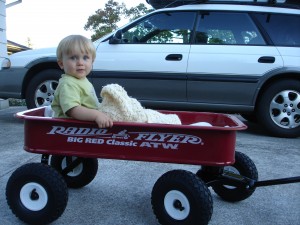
95, 111, 113, 128
67, 106, 113, 128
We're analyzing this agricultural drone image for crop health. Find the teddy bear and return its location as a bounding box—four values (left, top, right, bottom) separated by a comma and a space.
98, 83, 181, 125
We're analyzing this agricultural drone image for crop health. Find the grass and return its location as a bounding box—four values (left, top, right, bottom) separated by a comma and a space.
8, 98, 27, 106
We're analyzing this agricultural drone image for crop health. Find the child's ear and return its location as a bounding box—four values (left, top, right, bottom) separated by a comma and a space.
57, 60, 64, 69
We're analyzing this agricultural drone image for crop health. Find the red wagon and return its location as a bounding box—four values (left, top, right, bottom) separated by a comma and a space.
7, 107, 287, 225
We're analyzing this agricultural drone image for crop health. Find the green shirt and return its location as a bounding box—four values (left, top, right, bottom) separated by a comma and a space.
51, 74, 100, 118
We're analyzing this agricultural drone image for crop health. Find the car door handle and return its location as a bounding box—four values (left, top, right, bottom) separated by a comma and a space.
258, 56, 275, 63
165, 54, 183, 61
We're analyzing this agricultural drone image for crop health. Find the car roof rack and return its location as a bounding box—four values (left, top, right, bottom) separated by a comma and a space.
146, 0, 300, 9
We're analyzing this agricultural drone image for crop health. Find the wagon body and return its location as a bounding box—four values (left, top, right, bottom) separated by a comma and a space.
9, 108, 299, 225
16, 107, 247, 166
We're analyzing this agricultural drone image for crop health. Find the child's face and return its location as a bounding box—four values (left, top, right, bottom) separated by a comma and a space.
58, 50, 93, 79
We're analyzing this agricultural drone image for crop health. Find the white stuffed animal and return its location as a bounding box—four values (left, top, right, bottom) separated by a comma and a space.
98, 84, 181, 125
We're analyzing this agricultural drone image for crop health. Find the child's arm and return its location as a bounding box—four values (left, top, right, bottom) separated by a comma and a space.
67, 105, 113, 128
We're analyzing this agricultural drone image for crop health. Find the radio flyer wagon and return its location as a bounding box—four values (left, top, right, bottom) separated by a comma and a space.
6, 107, 300, 225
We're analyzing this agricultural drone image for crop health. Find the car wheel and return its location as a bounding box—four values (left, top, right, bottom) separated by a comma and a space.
240, 113, 257, 123
50, 156, 98, 189
6, 163, 68, 225
25, 69, 61, 109
151, 170, 213, 225
257, 79, 300, 138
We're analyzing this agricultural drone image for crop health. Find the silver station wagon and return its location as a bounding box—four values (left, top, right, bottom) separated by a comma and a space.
0, 0, 299, 138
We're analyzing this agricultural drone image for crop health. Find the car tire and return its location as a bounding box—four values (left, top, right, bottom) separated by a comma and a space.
240, 113, 258, 123
211, 151, 258, 202
50, 156, 98, 189
6, 163, 68, 225
151, 170, 213, 225
257, 79, 300, 138
25, 69, 61, 109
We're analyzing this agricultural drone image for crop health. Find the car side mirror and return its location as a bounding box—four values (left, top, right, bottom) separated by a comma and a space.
109, 30, 122, 44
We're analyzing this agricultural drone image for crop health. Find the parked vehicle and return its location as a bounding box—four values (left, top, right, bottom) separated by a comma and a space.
0, 0, 299, 137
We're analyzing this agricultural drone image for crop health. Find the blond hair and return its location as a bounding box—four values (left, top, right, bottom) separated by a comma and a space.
56, 35, 96, 61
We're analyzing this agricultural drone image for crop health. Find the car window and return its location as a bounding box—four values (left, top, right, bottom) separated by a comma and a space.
122, 11, 197, 44
254, 13, 300, 47
194, 12, 266, 45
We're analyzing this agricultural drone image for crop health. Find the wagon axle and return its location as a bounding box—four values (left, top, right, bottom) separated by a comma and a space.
173, 199, 185, 211
30, 189, 39, 201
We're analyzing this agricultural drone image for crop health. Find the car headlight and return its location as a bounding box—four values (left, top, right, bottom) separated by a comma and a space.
1, 58, 11, 69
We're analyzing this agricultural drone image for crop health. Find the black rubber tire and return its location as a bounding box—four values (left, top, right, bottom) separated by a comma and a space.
212, 151, 258, 202
6, 163, 68, 225
240, 113, 258, 123
151, 170, 213, 225
50, 156, 98, 189
25, 69, 61, 109
256, 79, 300, 138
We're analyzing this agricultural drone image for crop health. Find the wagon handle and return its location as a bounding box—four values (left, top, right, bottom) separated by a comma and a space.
207, 172, 300, 189
253, 176, 300, 188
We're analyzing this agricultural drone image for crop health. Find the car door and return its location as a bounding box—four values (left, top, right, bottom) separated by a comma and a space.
91, 11, 197, 107
187, 11, 283, 110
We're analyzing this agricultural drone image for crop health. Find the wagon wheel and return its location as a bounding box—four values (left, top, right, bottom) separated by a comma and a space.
151, 170, 213, 225
6, 163, 68, 225
198, 151, 258, 202
50, 156, 98, 188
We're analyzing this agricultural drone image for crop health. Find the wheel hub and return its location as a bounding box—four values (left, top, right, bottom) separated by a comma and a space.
35, 80, 58, 107
164, 190, 190, 220
62, 157, 83, 177
270, 90, 300, 129
20, 182, 48, 211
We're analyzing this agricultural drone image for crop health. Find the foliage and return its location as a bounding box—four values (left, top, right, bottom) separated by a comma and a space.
84, 0, 152, 41
123, 3, 153, 21
84, 0, 124, 41
9, 98, 26, 106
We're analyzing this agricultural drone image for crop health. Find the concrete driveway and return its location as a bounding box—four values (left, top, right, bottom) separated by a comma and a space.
0, 106, 299, 225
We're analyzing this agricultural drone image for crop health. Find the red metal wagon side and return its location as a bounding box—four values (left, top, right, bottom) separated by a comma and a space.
16, 107, 247, 166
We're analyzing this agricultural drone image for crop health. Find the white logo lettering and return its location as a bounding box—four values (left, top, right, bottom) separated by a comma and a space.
47, 126, 204, 150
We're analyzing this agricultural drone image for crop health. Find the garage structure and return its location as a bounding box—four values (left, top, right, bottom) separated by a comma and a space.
0, 0, 25, 109
0, 0, 7, 60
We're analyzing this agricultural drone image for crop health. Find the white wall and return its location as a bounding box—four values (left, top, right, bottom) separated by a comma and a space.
0, 0, 8, 108
0, 0, 8, 59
